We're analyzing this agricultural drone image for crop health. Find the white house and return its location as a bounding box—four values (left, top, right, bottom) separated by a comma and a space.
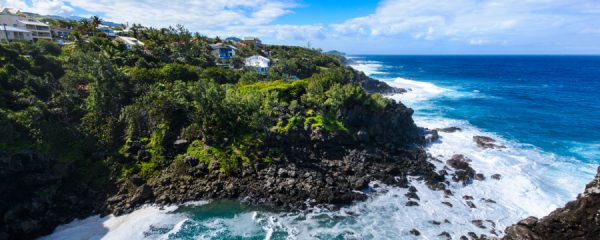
0, 8, 51, 41
245, 55, 270, 74
116, 36, 144, 49
97, 25, 116, 38
0, 25, 32, 42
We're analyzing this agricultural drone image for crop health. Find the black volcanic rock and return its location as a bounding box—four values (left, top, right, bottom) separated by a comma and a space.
446, 154, 477, 184
503, 166, 600, 240
473, 136, 505, 149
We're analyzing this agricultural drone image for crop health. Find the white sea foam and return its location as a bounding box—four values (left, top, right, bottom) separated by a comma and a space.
40, 205, 187, 240
348, 58, 385, 76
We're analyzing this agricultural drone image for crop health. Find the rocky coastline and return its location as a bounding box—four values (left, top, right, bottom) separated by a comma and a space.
0, 78, 439, 239
2, 71, 598, 239
502, 166, 600, 240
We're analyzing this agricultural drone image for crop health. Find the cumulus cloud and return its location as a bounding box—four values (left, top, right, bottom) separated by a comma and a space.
1, 0, 297, 29
2, 0, 74, 15
330, 0, 600, 46
3, 0, 600, 52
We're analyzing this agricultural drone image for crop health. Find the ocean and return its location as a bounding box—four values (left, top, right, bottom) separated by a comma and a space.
41, 56, 600, 239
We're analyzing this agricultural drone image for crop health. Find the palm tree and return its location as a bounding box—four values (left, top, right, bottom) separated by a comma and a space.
78, 19, 90, 35
90, 16, 103, 36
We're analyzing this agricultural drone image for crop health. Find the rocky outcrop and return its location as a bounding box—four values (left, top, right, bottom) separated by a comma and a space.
107, 100, 442, 214
0, 151, 112, 239
473, 136, 505, 149
360, 76, 406, 94
503, 166, 600, 240
1, 80, 434, 239
352, 69, 406, 94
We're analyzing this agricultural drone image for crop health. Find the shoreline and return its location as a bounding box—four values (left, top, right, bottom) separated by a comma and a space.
39, 57, 596, 239
36, 68, 443, 239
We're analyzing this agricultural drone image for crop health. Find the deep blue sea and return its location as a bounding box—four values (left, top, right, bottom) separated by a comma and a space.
356, 55, 600, 164
42, 56, 600, 240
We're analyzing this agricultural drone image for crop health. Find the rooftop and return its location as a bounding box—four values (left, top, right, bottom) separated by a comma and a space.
17, 20, 50, 27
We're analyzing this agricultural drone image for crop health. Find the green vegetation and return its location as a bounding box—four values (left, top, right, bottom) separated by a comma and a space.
0, 16, 391, 182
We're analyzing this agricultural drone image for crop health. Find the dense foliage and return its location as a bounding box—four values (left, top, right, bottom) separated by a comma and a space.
0, 21, 391, 182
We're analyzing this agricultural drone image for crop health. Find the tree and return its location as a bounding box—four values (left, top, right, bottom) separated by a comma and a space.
90, 16, 103, 36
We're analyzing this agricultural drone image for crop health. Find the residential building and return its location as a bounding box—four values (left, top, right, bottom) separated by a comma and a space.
244, 55, 270, 74
210, 44, 237, 59
115, 36, 144, 50
0, 25, 32, 42
209, 44, 237, 67
0, 8, 51, 41
243, 37, 262, 47
51, 27, 72, 39
98, 25, 116, 38
225, 37, 242, 43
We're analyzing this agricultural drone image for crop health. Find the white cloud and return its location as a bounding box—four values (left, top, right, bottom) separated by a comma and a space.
330, 0, 600, 46
1, 0, 297, 28
1, 0, 74, 15
3, 0, 600, 53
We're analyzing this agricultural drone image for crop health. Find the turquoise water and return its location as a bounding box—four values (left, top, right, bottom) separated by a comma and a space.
42, 56, 599, 240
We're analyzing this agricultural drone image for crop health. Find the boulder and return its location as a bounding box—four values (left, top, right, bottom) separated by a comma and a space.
436, 127, 462, 133
473, 136, 505, 149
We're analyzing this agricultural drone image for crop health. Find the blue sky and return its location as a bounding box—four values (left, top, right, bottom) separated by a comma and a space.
2, 0, 600, 54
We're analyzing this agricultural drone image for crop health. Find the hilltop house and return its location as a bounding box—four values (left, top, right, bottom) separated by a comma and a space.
116, 36, 144, 50
243, 37, 262, 47
225, 37, 242, 43
97, 25, 116, 38
0, 8, 51, 41
244, 55, 270, 74
210, 44, 236, 66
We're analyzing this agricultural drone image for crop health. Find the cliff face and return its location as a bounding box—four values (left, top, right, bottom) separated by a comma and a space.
503, 167, 600, 240
106, 99, 441, 215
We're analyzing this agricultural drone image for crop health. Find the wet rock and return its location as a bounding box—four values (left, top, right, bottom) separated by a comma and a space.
460, 236, 469, 240
444, 189, 453, 196
486, 220, 496, 228
475, 173, 485, 181
406, 201, 420, 207
447, 155, 476, 184
438, 231, 452, 240
405, 191, 420, 200
430, 220, 442, 225
503, 167, 600, 240
518, 217, 538, 228
468, 232, 478, 239
409, 228, 421, 236
426, 129, 439, 143
473, 136, 505, 149
352, 178, 368, 190
436, 127, 462, 133
472, 220, 486, 229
